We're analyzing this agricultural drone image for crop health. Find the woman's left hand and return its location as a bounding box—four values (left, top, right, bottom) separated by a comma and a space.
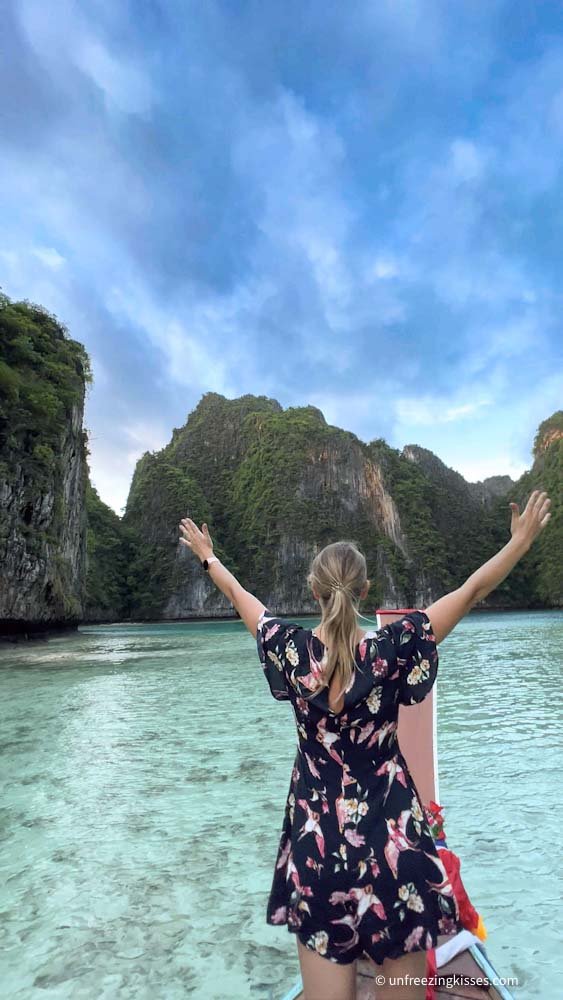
179, 518, 214, 561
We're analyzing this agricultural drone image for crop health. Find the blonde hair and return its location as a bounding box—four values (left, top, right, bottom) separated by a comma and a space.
306, 540, 368, 703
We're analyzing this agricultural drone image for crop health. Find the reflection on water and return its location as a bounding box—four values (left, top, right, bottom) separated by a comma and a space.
0, 611, 561, 999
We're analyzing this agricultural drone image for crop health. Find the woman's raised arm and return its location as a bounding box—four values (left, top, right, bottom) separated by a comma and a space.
425, 490, 551, 644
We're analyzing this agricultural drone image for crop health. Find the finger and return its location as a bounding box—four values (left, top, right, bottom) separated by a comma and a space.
538, 497, 551, 519
532, 490, 547, 514
523, 490, 539, 514
509, 502, 519, 530
540, 512, 551, 528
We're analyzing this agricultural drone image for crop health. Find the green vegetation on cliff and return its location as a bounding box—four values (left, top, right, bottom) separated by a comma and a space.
87, 397, 561, 617
122, 450, 228, 619
1, 292, 560, 624
0, 294, 91, 627
84, 482, 133, 620
487, 411, 562, 606
0, 293, 91, 491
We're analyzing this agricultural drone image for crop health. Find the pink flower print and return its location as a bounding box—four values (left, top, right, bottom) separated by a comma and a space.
287, 856, 313, 898
376, 757, 408, 803
335, 792, 349, 834
315, 717, 345, 765
356, 720, 376, 744
329, 889, 349, 906
329, 913, 360, 953
366, 719, 397, 750
349, 884, 387, 922
372, 655, 388, 679
404, 926, 425, 951
384, 810, 421, 878
297, 799, 326, 858
305, 856, 324, 876
304, 751, 321, 780
401, 619, 416, 633
299, 637, 327, 691
264, 622, 282, 642
424, 852, 456, 898
371, 928, 391, 946
370, 858, 381, 879
344, 828, 366, 847
270, 906, 287, 924
276, 835, 291, 871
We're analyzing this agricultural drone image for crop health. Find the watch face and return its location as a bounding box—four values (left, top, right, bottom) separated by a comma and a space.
203, 559, 208, 570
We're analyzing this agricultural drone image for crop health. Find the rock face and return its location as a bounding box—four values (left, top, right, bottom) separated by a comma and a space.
403, 445, 515, 506
120, 395, 459, 620
0, 296, 90, 636
0, 424, 88, 637
1, 295, 561, 634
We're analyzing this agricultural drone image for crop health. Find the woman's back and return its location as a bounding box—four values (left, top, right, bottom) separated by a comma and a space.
255, 608, 460, 964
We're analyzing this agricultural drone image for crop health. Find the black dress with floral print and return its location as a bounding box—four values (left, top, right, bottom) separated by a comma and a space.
256, 609, 463, 966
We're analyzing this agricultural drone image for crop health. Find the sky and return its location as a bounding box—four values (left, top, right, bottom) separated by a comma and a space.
1, 1, 562, 515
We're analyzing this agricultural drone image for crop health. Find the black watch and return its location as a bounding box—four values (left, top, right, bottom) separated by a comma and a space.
202, 558, 210, 571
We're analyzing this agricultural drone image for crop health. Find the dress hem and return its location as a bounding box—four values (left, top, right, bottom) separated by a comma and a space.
267, 915, 465, 967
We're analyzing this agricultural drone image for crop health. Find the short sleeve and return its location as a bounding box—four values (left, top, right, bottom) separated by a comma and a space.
386, 610, 438, 706
256, 609, 296, 701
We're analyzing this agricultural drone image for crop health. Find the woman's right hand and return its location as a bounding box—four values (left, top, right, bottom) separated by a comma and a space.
509, 490, 551, 551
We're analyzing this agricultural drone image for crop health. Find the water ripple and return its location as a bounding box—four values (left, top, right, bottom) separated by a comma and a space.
0, 610, 561, 999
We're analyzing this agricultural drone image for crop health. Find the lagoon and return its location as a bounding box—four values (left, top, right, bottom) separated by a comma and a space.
0, 610, 561, 999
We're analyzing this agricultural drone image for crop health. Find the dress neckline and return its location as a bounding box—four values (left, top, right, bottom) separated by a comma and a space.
310, 628, 377, 649
305, 627, 380, 716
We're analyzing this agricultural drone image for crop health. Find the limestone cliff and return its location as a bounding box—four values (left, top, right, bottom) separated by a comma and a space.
123, 394, 446, 619
0, 296, 90, 637
1, 293, 560, 634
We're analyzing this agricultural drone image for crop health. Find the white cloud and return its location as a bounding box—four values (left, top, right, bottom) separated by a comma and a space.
75, 36, 154, 114
19, 0, 154, 115
106, 281, 244, 395
462, 313, 551, 379
31, 246, 66, 271
305, 388, 378, 434
450, 455, 528, 484
449, 139, 487, 182
372, 256, 400, 280
86, 419, 171, 516
122, 420, 169, 463
395, 395, 491, 426
0, 249, 19, 270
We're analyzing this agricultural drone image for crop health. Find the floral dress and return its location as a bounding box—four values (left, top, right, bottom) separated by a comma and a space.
256, 609, 463, 966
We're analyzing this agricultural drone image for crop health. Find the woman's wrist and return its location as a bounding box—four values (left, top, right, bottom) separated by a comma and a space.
198, 549, 215, 563
507, 535, 530, 558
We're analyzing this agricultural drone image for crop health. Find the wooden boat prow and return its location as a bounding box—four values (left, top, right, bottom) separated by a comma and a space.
281, 609, 516, 1000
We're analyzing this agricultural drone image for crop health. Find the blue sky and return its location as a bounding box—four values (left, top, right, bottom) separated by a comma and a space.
1, 1, 562, 514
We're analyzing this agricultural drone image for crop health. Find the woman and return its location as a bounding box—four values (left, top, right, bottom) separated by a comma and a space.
179, 490, 551, 1000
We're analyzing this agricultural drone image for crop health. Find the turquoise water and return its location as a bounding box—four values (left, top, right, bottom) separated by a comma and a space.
0, 610, 561, 999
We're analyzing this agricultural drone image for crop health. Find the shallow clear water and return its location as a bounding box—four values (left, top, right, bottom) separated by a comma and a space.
0, 610, 561, 999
